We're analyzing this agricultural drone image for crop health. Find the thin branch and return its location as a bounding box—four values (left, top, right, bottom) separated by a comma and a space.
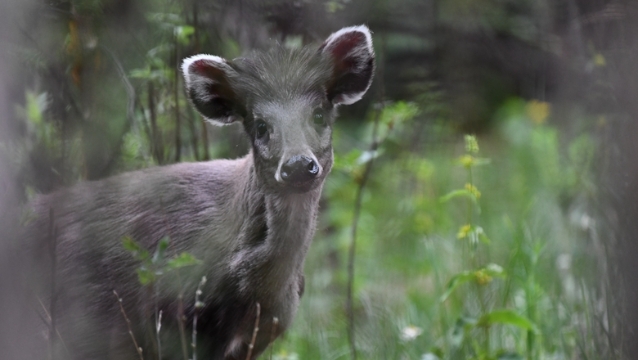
36, 297, 70, 356
177, 292, 189, 360
192, 276, 207, 360
345, 107, 382, 360
47, 208, 57, 360
245, 302, 261, 360
268, 317, 279, 360
113, 290, 144, 360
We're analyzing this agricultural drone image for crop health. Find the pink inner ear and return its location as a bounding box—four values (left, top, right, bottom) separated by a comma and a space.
191, 60, 226, 81
192, 60, 213, 75
327, 32, 366, 60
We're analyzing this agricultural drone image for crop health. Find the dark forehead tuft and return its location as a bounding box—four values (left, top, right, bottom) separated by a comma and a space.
232, 45, 333, 102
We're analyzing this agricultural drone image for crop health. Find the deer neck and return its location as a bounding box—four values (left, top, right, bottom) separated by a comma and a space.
230, 152, 323, 297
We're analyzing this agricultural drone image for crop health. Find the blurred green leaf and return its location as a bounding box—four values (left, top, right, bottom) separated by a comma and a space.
122, 236, 150, 262
440, 271, 475, 302
440, 189, 478, 204
152, 236, 170, 264
477, 310, 538, 332
167, 252, 202, 269
136, 267, 155, 286
174, 25, 194, 44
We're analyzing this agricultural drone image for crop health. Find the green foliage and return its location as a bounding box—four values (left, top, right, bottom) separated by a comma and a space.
122, 236, 201, 286
273, 97, 602, 359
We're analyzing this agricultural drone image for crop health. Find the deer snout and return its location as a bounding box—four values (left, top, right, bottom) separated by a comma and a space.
280, 155, 321, 184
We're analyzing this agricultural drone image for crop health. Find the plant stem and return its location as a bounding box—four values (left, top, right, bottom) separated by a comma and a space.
346, 108, 381, 360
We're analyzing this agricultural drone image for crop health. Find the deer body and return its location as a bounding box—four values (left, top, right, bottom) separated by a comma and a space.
24, 26, 374, 360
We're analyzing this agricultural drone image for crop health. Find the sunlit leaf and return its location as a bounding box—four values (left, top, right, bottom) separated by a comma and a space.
440, 189, 478, 204
477, 310, 538, 332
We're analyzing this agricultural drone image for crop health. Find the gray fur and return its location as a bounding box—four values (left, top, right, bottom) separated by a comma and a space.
24, 25, 374, 360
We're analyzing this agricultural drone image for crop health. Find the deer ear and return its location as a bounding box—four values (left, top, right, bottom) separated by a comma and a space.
182, 54, 244, 125
320, 25, 375, 105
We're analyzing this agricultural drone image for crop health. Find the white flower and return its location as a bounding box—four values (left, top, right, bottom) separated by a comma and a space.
400, 325, 423, 342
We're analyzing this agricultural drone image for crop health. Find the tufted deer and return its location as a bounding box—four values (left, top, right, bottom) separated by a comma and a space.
23, 25, 374, 359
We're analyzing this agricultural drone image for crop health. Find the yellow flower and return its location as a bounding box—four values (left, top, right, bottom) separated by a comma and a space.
457, 224, 471, 239
464, 183, 481, 199
526, 100, 550, 125
474, 269, 493, 285
459, 155, 474, 168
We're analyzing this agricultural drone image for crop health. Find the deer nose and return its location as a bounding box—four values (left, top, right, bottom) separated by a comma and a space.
280, 155, 320, 184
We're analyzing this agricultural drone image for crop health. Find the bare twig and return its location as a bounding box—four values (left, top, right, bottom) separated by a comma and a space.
245, 302, 261, 360
113, 290, 144, 360
36, 297, 70, 356
177, 292, 189, 360
269, 317, 279, 360
155, 308, 163, 360
47, 208, 57, 360
192, 276, 207, 360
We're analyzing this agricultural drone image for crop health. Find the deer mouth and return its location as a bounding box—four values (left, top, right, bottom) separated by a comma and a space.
284, 177, 321, 193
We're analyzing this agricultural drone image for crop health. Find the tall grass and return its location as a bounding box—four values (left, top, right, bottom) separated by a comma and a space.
272, 98, 613, 359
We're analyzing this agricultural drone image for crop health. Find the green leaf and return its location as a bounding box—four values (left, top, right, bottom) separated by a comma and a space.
440, 271, 475, 302
136, 267, 155, 286
174, 25, 195, 44
477, 310, 538, 332
441, 264, 506, 301
166, 252, 202, 269
439, 189, 477, 204
152, 236, 170, 264
122, 236, 150, 262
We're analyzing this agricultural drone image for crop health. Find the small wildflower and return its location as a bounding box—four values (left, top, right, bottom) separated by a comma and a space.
457, 224, 471, 239
459, 155, 474, 168
400, 325, 423, 342
594, 53, 606, 67
464, 135, 479, 154
464, 183, 481, 199
526, 100, 550, 125
474, 269, 493, 285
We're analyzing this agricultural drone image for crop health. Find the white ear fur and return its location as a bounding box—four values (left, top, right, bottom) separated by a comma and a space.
181, 54, 241, 126
322, 25, 375, 105
181, 54, 227, 86
323, 25, 374, 60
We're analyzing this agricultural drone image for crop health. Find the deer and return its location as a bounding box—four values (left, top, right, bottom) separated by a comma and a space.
21, 25, 375, 360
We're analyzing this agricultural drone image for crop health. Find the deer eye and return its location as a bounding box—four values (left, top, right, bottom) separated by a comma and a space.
313, 109, 327, 127
255, 119, 268, 138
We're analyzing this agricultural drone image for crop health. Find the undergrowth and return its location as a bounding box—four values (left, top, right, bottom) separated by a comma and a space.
271, 98, 611, 359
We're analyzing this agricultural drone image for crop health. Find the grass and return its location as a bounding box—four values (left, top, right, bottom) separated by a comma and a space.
270, 98, 611, 359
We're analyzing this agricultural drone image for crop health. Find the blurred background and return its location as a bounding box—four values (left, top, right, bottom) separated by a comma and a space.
1, 0, 638, 359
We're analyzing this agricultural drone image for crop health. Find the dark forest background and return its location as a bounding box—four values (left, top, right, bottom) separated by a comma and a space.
2, 0, 638, 359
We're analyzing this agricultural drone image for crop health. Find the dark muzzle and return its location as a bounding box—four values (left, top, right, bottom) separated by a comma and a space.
281, 155, 319, 184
